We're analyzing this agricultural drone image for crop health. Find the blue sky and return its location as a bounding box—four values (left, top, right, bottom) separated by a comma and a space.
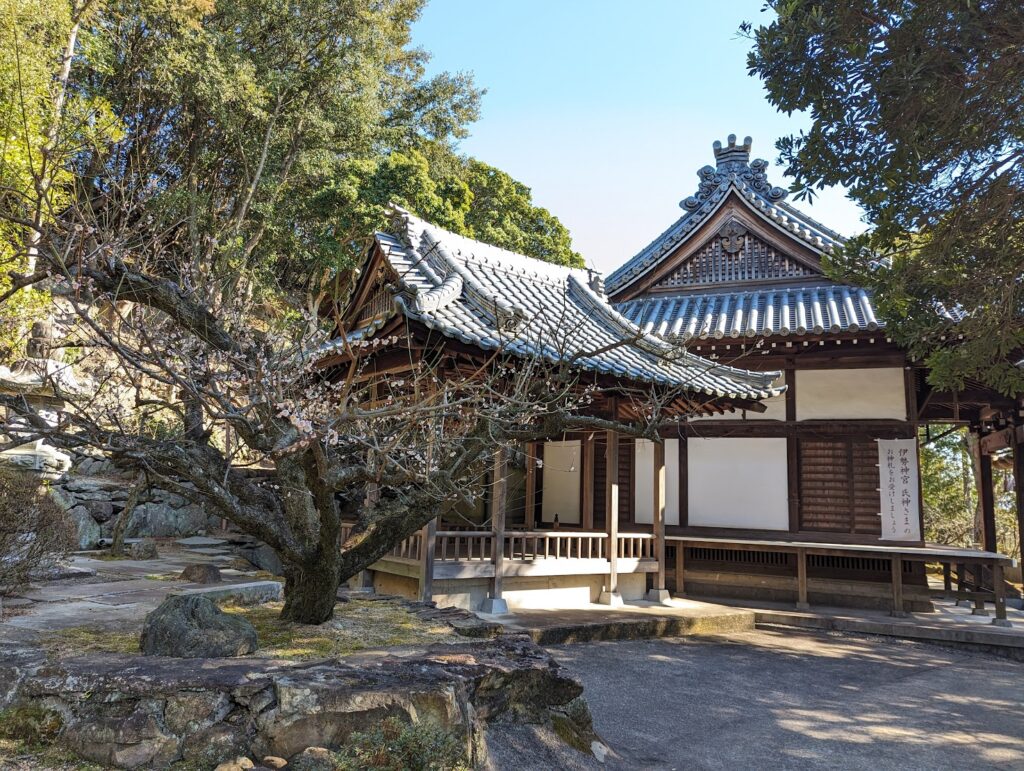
412, 0, 866, 274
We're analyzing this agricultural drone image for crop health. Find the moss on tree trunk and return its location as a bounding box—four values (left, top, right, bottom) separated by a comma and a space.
280, 556, 342, 624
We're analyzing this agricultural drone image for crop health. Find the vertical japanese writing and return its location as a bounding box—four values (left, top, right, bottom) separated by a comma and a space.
878, 439, 921, 541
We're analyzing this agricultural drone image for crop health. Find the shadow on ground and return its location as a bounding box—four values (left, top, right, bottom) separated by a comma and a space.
550, 628, 1024, 771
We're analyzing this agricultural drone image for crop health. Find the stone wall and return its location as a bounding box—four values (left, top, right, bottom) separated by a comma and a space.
50, 455, 220, 549
0, 636, 599, 769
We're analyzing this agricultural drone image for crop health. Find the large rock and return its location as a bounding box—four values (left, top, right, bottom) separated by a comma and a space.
1, 636, 598, 770
140, 595, 258, 658
179, 563, 222, 584
129, 539, 159, 560
129, 501, 207, 537
235, 543, 284, 576
69, 506, 101, 550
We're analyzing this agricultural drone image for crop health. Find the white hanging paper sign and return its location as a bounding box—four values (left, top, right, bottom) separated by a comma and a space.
877, 438, 921, 541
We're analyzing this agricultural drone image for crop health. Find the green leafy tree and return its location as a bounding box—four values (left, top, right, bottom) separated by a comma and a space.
0, 0, 119, 359
745, 1, 1024, 394
324, 146, 582, 268
463, 159, 582, 267
0, 0, 596, 625
919, 426, 1019, 559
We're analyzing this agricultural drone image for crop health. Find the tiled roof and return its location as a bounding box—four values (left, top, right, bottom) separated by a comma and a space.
616, 285, 884, 341
362, 209, 783, 401
605, 136, 845, 295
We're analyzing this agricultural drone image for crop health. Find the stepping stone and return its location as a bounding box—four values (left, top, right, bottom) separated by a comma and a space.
183, 547, 232, 556
175, 536, 227, 547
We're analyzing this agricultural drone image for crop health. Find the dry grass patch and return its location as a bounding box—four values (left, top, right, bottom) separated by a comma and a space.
39, 598, 459, 662
222, 598, 460, 660
41, 626, 139, 658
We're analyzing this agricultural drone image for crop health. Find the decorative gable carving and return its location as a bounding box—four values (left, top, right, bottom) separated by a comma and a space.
652, 221, 820, 290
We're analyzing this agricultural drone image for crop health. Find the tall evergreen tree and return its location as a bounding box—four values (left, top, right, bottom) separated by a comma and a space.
746, 1, 1024, 394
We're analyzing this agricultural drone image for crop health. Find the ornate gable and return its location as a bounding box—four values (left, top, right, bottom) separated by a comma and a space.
652, 218, 820, 291
606, 135, 845, 300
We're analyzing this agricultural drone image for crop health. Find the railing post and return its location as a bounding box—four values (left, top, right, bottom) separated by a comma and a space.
992, 562, 1011, 627
582, 432, 595, 530
600, 429, 623, 606
418, 518, 436, 603
646, 439, 670, 603
796, 548, 809, 610
481, 448, 509, 614
890, 554, 907, 617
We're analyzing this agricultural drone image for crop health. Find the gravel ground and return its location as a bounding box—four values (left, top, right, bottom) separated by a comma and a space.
549, 628, 1024, 770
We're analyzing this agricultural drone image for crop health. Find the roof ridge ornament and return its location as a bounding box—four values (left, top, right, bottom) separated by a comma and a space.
681, 135, 788, 211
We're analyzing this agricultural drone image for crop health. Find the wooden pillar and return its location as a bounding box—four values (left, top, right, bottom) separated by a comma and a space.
647, 440, 669, 601
980, 447, 997, 553
1015, 436, 1024, 570
524, 442, 537, 530
481, 448, 508, 614
582, 433, 595, 530
992, 562, 1011, 627
955, 561, 970, 607
785, 368, 800, 533
891, 555, 907, 617
674, 540, 685, 595
600, 429, 622, 605
418, 518, 436, 603
796, 548, 809, 610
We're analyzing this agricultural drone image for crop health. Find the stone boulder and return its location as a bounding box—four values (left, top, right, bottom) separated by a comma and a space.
288, 747, 334, 771
0, 635, 599, 770
179, 563, 222, 584
140, 595, 258, 658
129, 539, 159, 560
69, 506, 101, 549
129, 501, 207, 537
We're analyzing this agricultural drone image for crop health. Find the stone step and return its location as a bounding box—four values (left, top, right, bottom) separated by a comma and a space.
499, 601, 756, 645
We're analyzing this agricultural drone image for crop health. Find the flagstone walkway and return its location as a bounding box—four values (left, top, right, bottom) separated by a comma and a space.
1, 538, 282, 637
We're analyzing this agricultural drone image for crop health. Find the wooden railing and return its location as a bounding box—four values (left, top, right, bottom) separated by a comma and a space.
346, 522, 657, 568
505, 531, 607, 561
617, 533, 656, 560
435, 530, 494, 562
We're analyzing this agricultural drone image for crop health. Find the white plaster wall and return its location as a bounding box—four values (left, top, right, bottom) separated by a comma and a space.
688, 437, 789, 530
634, 439, 654, 524
665, 438, 680, 526
542, 440, 581, 524
796, 367, 906, 421
634, 439, 680, 525
432, 574, 648, 610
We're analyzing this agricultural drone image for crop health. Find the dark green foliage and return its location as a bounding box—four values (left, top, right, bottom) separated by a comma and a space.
333, 717, 469, 771
746, 2, 1024, 394
919, 425, 1019, 558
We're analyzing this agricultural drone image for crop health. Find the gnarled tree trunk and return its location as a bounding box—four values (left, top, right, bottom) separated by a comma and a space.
280, 557, 342, 624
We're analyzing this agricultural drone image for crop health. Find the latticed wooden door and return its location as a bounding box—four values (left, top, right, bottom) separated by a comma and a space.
797, 438, 881, 534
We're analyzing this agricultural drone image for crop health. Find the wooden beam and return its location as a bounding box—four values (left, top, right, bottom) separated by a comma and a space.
582, 433, 595, 530
418, 518, 436, 603
980, 447, 997, 552
992, 562, 1010, 626
1016, 439, 1024, 592
648, 440, 668, 599
674, 540, 685, 595
890, 555, 906, 616
600, 428, 622, 605
796, 547, 809, 609
524, 442, 537, 530
785, 369, 800, 532
481, 449, 508, 614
